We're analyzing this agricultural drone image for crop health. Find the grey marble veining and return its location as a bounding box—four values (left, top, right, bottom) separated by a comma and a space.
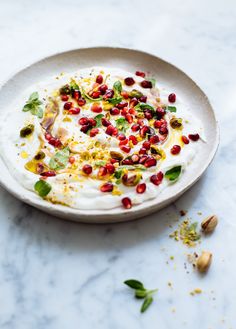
0, 0, 236, 328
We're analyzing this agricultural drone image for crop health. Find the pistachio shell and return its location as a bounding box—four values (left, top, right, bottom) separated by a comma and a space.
196, 251, 212, 273
201, 215, 218, 233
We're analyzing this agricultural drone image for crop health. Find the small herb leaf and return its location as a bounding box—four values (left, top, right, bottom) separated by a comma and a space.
165, 165, 182, 181
94, 114, 104, 127
135, 103, 155, 113
141, 296, 153, 313
107, 96, 123, 105
113, 80, 122, 94
167, 106, 177, 112
115, 117, 129, 133
135, 290, 148, 299
49, 147, 70, 170
22, 92, 43, 118
124, 279, 145, 290
34, 180, 52, 197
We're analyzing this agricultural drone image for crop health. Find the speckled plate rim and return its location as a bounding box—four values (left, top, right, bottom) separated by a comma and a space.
0, 47, 219, 223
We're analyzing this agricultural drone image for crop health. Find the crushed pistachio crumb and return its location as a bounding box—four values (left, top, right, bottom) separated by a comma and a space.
169, 220, 201, 247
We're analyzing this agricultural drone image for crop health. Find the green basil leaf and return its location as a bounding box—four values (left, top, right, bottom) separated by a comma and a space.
113, 80, 122, 94
23, 92, 44, 118
70, 80, 80, 91
141, 296, 153, 313
49, 147, 70, 170
115, 117, 129, 133
124, 279, 145, 291
94, 114, 104, 127
165, 165, 182, 181
118, 165, 146, 171
22, 103, 32, 112
34, 180, 52, 197
167, 106, 177, 112
135, 290, 148, 299
107, 96, 122, 105
29, 91, 39, 101
135, 103, 155, 113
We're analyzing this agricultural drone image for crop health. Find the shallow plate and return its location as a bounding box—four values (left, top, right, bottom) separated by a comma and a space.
0, 47, 219, 223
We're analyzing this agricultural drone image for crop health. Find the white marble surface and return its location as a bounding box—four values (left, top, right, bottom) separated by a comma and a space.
0, 0, 235, 328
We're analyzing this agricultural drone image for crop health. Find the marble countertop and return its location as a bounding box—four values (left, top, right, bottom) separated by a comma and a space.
0, 0, 235, 328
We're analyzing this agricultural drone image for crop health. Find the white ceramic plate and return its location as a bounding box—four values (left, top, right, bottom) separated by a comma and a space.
0, 47, 219, 223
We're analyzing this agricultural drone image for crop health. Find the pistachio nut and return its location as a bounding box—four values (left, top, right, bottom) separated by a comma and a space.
196, 251, 212, 273
201, 215, 218, 233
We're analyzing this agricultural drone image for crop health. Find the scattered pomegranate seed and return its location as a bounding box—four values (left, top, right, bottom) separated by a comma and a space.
100, 182, 113, 192
48, 138, 62, 148
149, 135, 159, 144
61, 95, 69, 101
91, 103, 102, 113
82, 164, 92, 175
98, 166, 107, 176
91, 91, 101, 99
110, 158, 118, 164
140, 95, 147, 103
156, 107, 166, 118
88, 118, 97, 127
80, 125, 90, 134
117, 133, 126, 141
125, 114, 133, 124
79, 117, 89, 125
131, 154, 140, 163
182, 135, 189, 144
69, 107, 80, 115
124, 77, 135, 86
135, 71, 146, 78
110, 107, 120, 115
101, 117, 111, 127
64, 102, 73, 110
69, 156, 75, 164
171, 145, 181, 155
112, 127, 118, 136
105, 125, 115, 136
120, 145, 131, 153
121, 91, 129, 99
139, 155, 148, 164
129, 108, 136, 115
154, 120, 162, 128
143, 141, 151, 150
150, 171, 163, 185
136, 183, 146, 194
77, 98, 86, 106
117, 102, 128, 109
131, 124, 140, 132
159, 126, 168, 135
130, 97, 139, 107
96, 74, 103, 84
121, 108, 128, 116
129, 135, 138, 145
45, 132, 52, 141
140, 125, 150, 138
137, 119, 144, 126
119, 139, 128, 146
139, 147, 147, 155
141, 80, 152, 88
144, 110, 153, 120
72, 90, 81, 100
40, 171, 56, 177
98, 84, 108, 94
188, 133, 200, 141
122, 158, 133, 165
168, 93, 176, 103
105, 163, 115, 174
144, 157, 157, 168
122, 197, 132, 209
90, 128, 99, 137
103, 89, 114, 99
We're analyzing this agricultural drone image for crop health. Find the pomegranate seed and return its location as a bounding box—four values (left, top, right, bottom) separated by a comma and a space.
156, 107, 166, 118
105, 163, 115, 174
88, 118, 97, 127
110, 107, 120, 115
136, 183, 146, 194
131, 124, 140, 132
119, 139, 128, 146
48, 138, 62, 148
72, 90, 81, 100
77, 98, 86, 106
171, 145, 181, 155
110, 158, 118, 164
105, 125, 114, 136
69, 156, 75, 164
120, 145, 131, 153
100, 182, 113, 192
98, 84, 108, 94
154, 120, 162, 128
40, 171, 56, 177
122, 197, 132, 209
159, 126, 168, 135
182, 135, 189, 144
143, 141, 151, 150
124, 77, 135, 86
130, 98, 139, 107
45, 133, 52, 141
129, 108, 136, 115
150, 171, 163, 185
122, 158, 133, 165
139, 147, 147, 155
125, 114, 133, 124
117, 133, 126, 141
82, 164, 92, 175
91, 91, 101, 99
188, 133, 200, 141
117, 102, 128, 109
91, 103, 102, 113
129, 135, 138, 145
168, 93, 176, 103
144, 110, 153, 120
112, 127, 118, 136
140, 95, 147, 103
103, 89, 114, 99
121, 91, 129, 99
141, 80, 152, 88
80, 125, 90, 133
131, 154, 140, 163
144, 157, 157, 168
121, 108, 128, 116
101, 117, 111, 127
149, 135, 159, 144
140, 125, 150, 138
69, 107, 80, 115
64, 102, 73, 110
98, 166, 107, 176
139, 155, 148, 164
135, 71, 146, 78
137, 119, 144, 126
90, 128, 99, 137
79, 117, 89, 125
96, 75, 103, 84
61, 95, 69, 101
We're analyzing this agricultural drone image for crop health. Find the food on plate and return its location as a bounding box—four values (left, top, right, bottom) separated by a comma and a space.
0, 67, 204, 210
